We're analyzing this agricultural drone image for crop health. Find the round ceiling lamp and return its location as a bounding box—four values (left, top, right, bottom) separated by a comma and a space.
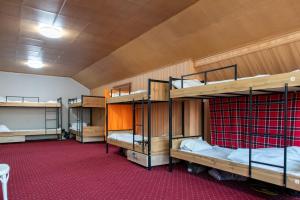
38, 25, 63, 39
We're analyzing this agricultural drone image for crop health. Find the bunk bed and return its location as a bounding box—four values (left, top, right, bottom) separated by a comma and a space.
106, 80, 170, 169
68, 95, 105, 143
0, 96, 62, 143
169, 65, 300, 191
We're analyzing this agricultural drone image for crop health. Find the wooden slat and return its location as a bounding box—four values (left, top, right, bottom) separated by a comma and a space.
69, 97, 105, 108
127, 150, 169, 167
69, 126, 104, 137
0, 102, 61, 107
82, 96, 105, 107
106, 92, 148, 103
0, 136, 25, 143
107, 135, 168, 154
0, 129, 62, 136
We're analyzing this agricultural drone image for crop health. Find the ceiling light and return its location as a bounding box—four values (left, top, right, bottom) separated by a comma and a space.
26, 60, 44, 69
38, 25, 63, 39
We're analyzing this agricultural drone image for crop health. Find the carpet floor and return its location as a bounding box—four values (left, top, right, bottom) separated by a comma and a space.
0, 140, 299, 200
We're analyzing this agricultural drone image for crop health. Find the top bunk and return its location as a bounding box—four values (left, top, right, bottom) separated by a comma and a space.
68, 95, 105, 108
0, 96, 62, 108
170, 64, 300, 99
106, 79, 169, 104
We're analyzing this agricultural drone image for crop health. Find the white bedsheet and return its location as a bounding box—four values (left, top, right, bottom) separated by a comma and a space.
179, 138, 300, 176
108, 132, 148, 144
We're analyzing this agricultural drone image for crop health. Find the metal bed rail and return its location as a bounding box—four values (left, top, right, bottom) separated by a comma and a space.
1, 96, 62, 140
5, 96, 40, 102
248, 84, 289, 186
106, 79, 169, 170
179, 64, 237, 88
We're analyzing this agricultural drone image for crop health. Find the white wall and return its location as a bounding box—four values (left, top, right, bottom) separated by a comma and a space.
0, 72, 90, 131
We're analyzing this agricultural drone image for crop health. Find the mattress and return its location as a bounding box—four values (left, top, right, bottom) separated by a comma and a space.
179, 138, 300, 176
108, 131, 148, 144
0, 97, 58, 103
111, 90, 146, 97
172, 74, 270, 89
70, 122, 87, 131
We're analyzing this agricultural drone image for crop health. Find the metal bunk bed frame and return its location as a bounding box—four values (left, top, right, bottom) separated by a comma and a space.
2, 96, 62, 140
168, 64, 292, 188
68, 95, 104, 143
106, 79, 169, 170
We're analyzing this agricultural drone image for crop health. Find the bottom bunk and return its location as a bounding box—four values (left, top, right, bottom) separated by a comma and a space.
0, 126, 62, 143
107, 131, 169, 167
69, 125, 105, 143
171, 137, 300, 191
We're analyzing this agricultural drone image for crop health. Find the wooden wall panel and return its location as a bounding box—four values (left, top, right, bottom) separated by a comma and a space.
92, 108, 105, 128
134, 101, 206, 138
91, 59, 195, 96
194, 32, 300, 81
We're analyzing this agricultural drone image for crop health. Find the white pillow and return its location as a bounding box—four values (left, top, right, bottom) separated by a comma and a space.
0, 125, 10, 132
172, 79, 203, 89
180, 137, 212, 152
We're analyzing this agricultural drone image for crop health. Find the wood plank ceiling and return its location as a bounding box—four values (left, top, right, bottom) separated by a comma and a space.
74, 0, 300, 88
0, 0, 198, 77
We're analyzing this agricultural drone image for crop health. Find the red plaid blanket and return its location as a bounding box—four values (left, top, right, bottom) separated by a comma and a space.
209, 92, 300, 148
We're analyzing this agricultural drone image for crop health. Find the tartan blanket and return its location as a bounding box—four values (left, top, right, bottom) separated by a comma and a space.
209, 92, 300, 148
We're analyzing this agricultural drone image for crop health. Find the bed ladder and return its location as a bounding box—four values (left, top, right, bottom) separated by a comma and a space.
45, 107, 59, 139
133, 98, 146, 154
248, 84, 289, 187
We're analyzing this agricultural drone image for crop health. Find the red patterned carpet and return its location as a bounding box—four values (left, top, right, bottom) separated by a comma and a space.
0, 140, 299, 200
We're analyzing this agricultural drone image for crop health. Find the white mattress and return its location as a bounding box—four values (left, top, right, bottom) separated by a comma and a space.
111, 90, 146, 97
179, 138, 300, 176
172, 74, 270, 89
108, 131, 148, 144
0, 97, 58, 103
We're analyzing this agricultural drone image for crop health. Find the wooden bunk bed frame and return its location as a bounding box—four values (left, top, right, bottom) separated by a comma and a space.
169, 65, 300, 191
0, 96, 62, 143
68, 95, 105, 143
106, 79, 170, 169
